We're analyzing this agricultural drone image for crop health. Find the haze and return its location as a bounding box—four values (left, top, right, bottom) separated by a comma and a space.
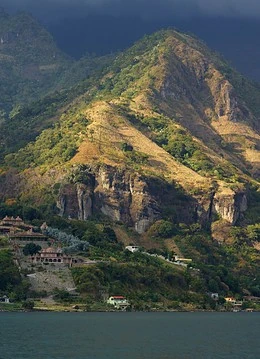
2, 0, 260, 21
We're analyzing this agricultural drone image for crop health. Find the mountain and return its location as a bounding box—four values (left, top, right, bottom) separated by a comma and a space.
0, 29, 259, 302
49, 15, 260, 82
2, 29, 260, 220
0, 10, 71, 118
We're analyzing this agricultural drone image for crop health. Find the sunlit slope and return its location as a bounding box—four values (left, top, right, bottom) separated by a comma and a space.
1, 29, 259, 229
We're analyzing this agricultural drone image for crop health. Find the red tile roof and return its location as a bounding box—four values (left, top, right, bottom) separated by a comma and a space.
111, 296, 125, 299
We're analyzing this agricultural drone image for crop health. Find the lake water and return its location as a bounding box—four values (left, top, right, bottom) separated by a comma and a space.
0, 312, 259, 359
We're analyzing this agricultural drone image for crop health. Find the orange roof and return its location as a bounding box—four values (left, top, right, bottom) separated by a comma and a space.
41, 247, 63, 254
111, 296, 125, 299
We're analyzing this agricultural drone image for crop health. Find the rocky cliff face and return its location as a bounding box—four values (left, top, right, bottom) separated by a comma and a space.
57, 166, 161, 233
212, 190, 247, 225
0, 29, 258, 236
56, 165, 248, 233
161, 36, 252, 125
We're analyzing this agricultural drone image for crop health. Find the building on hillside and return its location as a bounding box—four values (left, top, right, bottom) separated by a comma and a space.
0, 225, 13, 234
125, 245, 140, 253
224, 297, 243, 311
0, 215, 48, 240
8, 228, 48, 241
0, 215, 38, 236
40, 222, 48, 231
172, 255, 192, 267
0, 216, 24, 234
31, 247, 79, 267
173, 255, 192, 263
107, 296, 130, 310
243, 296, 260, 302
0, 216, 24, 226
224, 297, 236, 304
0, 295, 10, 304
209, 293, 219, 301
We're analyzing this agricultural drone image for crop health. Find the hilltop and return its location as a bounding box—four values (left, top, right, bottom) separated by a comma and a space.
1, 29, 259, 230
0, 10, 113, 119
0, 29, 259, 308
0, 10, 71, 118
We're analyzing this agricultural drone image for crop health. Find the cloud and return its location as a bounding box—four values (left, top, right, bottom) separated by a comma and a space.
2, 0, 260, 20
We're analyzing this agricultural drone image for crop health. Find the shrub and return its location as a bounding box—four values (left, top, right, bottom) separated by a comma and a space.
148, 220, 176, 238
121, 142, 133, 152
22, 300, 34, 310
23, 243, 42, 256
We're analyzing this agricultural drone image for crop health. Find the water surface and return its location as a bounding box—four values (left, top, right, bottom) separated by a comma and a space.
0, 312, 259, 358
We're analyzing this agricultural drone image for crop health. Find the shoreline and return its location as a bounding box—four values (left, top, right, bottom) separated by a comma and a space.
0, 307, 258, 313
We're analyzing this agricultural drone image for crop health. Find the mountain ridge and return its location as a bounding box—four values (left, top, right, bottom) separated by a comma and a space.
0, 27, 259, 307
1, 29, 259, 233
0, 11, 71, 117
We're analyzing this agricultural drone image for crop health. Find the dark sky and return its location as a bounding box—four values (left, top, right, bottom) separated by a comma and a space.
2, 0, 260, 21
2, 0, 260, 81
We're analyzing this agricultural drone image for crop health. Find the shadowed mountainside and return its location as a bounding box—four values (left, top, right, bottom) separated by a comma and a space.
0, 29, 259, 236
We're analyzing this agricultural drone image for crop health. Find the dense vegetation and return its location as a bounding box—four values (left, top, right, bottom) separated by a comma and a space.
0, 11, 71, 115
72, 253, 215, 310
0, 27, 259, 310
71, 225, 260, 309
0, 249, 29, 301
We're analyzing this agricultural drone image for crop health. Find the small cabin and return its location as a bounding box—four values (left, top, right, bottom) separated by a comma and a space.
125, 246, 140, 253
0, 295, 10, 304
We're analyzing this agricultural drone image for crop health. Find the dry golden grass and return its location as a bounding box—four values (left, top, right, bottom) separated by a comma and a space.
212, 118, 257, 137
245, 149, 260, 164
164, 238, 183, 256
113, 227, 138, 246
71, 139, 101, 164
254, 242, 260, 251
72, 101, 209, 191
211, 219, 233, 243
70, 33, 260, 192
212, 118, 260, 175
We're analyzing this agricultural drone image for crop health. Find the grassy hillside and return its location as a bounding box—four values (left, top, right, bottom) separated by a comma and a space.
1, 29, 259, 210
0, 29, 259, 305
0, 10, 114, 121
0, 11, 72, 116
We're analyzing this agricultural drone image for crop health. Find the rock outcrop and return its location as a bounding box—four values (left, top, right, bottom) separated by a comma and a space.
57, 166, 161, 233
56, 162, 250, 232
56, 164, 249, 233
212, 190, 247, 225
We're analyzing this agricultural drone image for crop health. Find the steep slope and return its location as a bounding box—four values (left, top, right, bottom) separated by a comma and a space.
153, 34, 260, 179
1, 29, 259, 303
1, 29, 259, 235
0, 10, 70, 117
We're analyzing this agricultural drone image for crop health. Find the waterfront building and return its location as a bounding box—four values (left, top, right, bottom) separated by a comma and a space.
107, 296, 130, 310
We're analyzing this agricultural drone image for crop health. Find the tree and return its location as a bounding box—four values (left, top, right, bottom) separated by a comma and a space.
83, 222, 104, 245
121, 142, 133, 152
23, 206, 42, 221
0, 250, 21, 291
148, 220, 176, 238
23, 243, 41, 256
53, 289, 71, 302
246, 224, 260, 241
22, 300, 34, 310
103, 226, 117, 243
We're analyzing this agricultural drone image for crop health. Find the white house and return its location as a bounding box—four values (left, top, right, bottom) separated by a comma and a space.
210, 293, 219, 300
173, 255, 192, 263
107, 296, 130, 310
125, 246, 140, 253
0, 295, 10, 304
